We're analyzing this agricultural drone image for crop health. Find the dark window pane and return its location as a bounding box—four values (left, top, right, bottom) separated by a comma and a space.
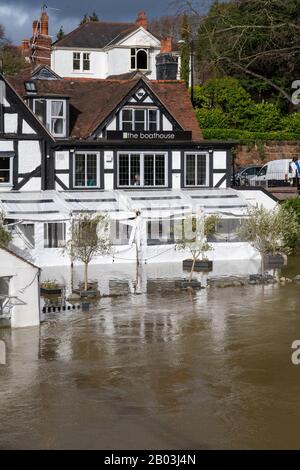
149, 110, 157, 130
86, 154, 97, 186
123, 122, 133, 131
134, 109, 145, 130
119, 154, 129, 186
130, 154, 140, 186
34, 99, 46, 124
123, 109, 132, 121
73, 52, 80, 70
144, 154, 154, 186
83, 53, 90, 71
0, 157, 10, 183
155, 155, 165, 186
136, 49, 147, 69
196, 155, 207, 185
75, 154, 85, 187
185, 154, 195, 186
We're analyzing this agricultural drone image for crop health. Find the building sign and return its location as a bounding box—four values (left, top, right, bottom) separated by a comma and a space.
107, 131, 192, 141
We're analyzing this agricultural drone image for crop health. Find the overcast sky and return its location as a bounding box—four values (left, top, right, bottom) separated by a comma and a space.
0, 0, 212, 44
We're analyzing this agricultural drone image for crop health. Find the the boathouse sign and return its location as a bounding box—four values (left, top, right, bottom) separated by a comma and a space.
107, 131, 192, 141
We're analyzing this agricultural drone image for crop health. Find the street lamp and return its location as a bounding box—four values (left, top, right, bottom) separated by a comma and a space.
178, 38, 195, 108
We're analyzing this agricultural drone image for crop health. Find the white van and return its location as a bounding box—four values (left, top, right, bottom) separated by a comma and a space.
251, 159, 293, 187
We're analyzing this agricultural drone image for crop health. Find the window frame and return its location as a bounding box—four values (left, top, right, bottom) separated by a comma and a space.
73, 151, 100, 189
0, 153, 14, 186
73, 52, 91, 72
73, 52, 81, 71
44, 222, 66, 248
184, 152, 209, 187
117, 151, 168, 188
33, 98, 67, 137
130, 48, 149, 71
121, 108, 160, 131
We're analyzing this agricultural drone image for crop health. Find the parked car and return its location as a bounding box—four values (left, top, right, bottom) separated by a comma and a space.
250, 159, 293, 187
232, 165, 263, 186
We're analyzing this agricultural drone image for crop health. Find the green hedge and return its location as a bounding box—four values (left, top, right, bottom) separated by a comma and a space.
202, 128, 300, 142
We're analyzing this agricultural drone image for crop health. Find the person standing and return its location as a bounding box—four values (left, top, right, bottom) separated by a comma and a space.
291, 157, 300, 194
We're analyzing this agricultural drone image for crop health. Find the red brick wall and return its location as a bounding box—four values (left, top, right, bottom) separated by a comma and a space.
234, 141, 300, 168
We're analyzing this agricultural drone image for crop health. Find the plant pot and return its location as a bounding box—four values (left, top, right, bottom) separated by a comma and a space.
263, 253, 287, 268
174, 279, 202, 289
183, 259, 213, 272
72, 289, 100, 298
40, 286, 63, 295
78, 281, 99, 291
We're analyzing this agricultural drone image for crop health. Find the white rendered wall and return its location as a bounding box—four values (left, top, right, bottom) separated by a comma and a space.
162, 115, 173, 130
18, 141, 41, 173
213, 151, 227, 170
22, 120, 36, 134
51, 49, 107, 78
0, 248, 40, 328
4, 114, 18, 133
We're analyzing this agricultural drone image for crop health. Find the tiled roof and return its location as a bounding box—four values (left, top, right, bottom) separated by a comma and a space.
7, 73, 202, 140
53, 21, 140, 49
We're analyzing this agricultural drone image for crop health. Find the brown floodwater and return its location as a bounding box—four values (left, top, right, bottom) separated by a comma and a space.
0, 259, 300, 450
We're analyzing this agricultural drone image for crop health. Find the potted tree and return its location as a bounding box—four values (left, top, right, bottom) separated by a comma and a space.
66, 212, 112, 297
176, 209, 219, 285
40, 279, 64, 296
238, 205, 299, 280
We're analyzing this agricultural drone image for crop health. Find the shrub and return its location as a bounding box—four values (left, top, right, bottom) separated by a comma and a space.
202, 128, 300, 141
281, 112, 300, 132
241, 103, 282, 132
196, 108, 229, 129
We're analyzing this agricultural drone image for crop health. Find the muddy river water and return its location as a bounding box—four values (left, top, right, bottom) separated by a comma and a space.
0, 259, 300, 449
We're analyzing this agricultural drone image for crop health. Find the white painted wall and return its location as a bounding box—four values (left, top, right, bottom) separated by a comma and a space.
18, 140, 41, 174
213, 151, 227, 170
22, 120, 36, 134
213, 173, 226, 188
162, 115, 173, 131
172, 173, 181, 189
172, 151, 181, 170
55, 151, 69, 170
4, 114, 18, 133
51, 49, 107, 79
104, 173, 114, 190
0, 140, 14, 151
104, 151, 114, 169
0, 248, 40, 328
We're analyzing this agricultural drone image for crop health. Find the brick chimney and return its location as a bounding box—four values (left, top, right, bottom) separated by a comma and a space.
41, 12, 49, 36
136, 11, 148, 30
160, 37, 172, 53
22, 11, 51, 67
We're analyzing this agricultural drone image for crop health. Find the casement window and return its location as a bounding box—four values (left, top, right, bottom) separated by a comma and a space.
118, 152, 167, 187
184, 153, 209, 187
74, 152, 100, 188
0, 154, 13, 186
121, 108, 159, 131
73, 52, 81, 70
33, 99, 66, 137
131, 48, 148, 70
44, 223, 66, 248
73, 52, 90, 71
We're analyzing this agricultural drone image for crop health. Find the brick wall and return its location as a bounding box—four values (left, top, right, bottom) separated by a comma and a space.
234, 141, 300, 168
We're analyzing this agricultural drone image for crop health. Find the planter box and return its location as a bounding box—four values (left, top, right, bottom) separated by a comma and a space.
183, 259, 213, 272
72, 289, 100, 298
41, 286, 63, 296
175, 279, 202, 289
263, 254, 287, 268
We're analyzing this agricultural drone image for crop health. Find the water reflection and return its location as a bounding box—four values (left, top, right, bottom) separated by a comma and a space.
0, 259, 300, 449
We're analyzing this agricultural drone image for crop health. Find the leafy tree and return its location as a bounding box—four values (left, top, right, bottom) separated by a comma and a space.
89, 11, 99, 22
66, 213, 111, 291
281, 113, 300, 132
238, 205, 300, 273
196, 107, 229, 128
176, 210, 219, 281
0, 45, 27, 75
56, 26, 65, 41
0, 212, 11, 247
241, 103, 282, 132
80, 14, 89, 25
195, 0, 300, 105
179, 13, 190, 87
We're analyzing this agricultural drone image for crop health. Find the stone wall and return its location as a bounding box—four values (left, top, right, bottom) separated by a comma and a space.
234, 141, 300, 168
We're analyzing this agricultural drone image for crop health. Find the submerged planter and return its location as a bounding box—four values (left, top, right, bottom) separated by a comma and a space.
175, 279, 202, 289
73, 289, 100, 298
263, 253, 287, 269
183, 259, 213, 272
40, 286, 63, 296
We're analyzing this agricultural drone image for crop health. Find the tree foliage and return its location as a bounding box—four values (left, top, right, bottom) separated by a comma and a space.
196, 0, 300, 104
0, 22, 26, 76
238, 205, 300, 271
180, 13, 190, 87
66, 213, 111, 291
0, 212, 12, 247
176, 211, 219, 281
56, 26, 65, 41
80, 12, 99, 25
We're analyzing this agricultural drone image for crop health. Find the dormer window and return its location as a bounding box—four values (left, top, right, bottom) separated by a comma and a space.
131, 48, 148, 70
33, 98, 67, 137
121, 108, 159, 131
24, 81, 37, 94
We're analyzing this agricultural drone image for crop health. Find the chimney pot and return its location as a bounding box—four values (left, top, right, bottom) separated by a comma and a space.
41, 12, 49, 36
160, 37, 173, 53
136, 11, 148, 30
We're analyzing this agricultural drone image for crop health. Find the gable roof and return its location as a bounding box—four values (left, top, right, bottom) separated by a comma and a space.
7, 72, 202, 141
0, 72, 55, 142
53, 21, 155, 49
0, 246, 40, 270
